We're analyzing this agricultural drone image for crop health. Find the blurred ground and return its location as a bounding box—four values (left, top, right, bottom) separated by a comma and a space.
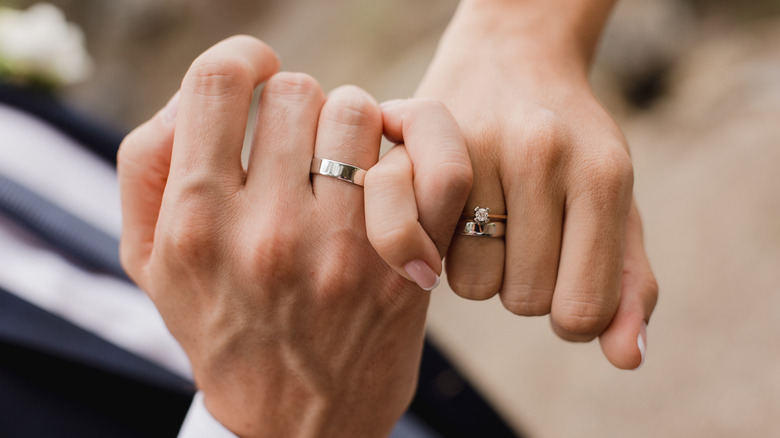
12, 0, 780, 436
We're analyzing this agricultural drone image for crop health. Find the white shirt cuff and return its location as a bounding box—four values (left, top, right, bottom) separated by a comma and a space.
178, 391, 238, 438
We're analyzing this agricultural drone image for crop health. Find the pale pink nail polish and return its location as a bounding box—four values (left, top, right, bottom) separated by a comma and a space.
161, 91, 180, 126
404, 260, 440, 291
636, 321, 648, 369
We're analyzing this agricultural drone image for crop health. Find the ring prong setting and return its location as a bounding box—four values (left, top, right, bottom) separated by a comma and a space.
474, 206, 490, 225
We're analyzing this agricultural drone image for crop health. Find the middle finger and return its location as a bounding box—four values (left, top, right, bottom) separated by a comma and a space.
246, 72, 325, 198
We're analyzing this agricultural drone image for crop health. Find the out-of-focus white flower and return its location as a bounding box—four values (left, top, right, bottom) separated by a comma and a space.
0, 3, 93, 88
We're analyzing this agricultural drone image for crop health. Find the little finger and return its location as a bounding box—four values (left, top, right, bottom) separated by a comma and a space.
365, 146, 442, 290
117, 92, 179, 285
598, 200, 658, 369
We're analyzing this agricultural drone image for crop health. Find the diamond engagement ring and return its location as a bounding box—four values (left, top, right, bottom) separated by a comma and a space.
461, 207, 507, 224
310, 157, 367, 187
459, 206, 507, 237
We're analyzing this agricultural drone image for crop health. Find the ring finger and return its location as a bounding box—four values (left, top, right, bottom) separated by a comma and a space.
444, 152, 505, 300
311, 86, 383, 210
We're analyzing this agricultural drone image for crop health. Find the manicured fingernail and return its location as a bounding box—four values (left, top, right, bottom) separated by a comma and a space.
380, 99, 404, 109
636, 321, 648, 369
161, 91, 180, 126
404, 260, 440, 291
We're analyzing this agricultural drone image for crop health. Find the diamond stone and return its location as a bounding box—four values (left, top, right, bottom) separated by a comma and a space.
474, 207, 490, 224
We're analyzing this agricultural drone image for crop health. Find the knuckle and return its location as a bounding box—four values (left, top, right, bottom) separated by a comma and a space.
264, 72, 321, 102
407, 97, 448, 115
552, 292, 617, 340
117, 129, 163, 180
580, 149, 634, 201
363, 154, 414, 193
323, 85, 381, 128
433, 160, 473, 200
223, 34, 263, 49
523, 137, 564, 173
158, 214, 220, 267
525, 108, 562, 141
315, 230, 372, 298
315, 269, 358, 302
118, 245, 152, 292
499, 285, 553, 316
648, 274, 659, 299
185, 56, 253, 98
175, 173, 232, 206
501, 297, 551, 316
365, 154, 411, 186
244, 226, 302, 282
517, 112, 567, 176
156, 192, 233, 266
446, 270, 500, 301
462, 119, 503, 159
642, 272, 660, 309
116, 132, 138, 168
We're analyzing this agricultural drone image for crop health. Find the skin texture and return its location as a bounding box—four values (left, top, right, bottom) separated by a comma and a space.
414, 0, 658, 369
118, 36, 471, 437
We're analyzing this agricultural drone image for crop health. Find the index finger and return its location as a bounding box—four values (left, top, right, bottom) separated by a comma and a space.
170, 35, 280, 187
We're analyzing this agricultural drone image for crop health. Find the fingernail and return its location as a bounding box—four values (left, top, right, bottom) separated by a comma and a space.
635, 321, 648, 369
380, 99, 404, 110
404, 260, 440, 291
161, 91, 180, 126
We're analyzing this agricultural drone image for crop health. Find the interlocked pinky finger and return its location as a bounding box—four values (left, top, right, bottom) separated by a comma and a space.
364, 146, 442, 291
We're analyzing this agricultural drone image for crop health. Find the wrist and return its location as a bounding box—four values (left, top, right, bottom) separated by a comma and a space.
203, 392, 329, 438
444, 0, 617, 74
179, 392, 240, 438
201, 381, 401, 438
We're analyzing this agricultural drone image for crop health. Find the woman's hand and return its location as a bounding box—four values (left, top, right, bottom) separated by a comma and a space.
117, 36, 471, 437
414, 0, 658, 370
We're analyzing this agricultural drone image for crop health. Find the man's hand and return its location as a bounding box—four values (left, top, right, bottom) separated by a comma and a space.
118, 36, 471, 437
414, 0, 658, 369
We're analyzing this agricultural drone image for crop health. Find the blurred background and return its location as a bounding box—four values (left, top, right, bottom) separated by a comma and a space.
4, 0, 780, 436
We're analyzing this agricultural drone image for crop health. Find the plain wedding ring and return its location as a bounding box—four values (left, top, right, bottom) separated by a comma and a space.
460, 221, 506, 238
310, 157, 367, 187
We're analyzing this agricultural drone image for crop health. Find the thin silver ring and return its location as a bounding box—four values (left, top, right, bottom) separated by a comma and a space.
460, 221, 506, 238
310, 157, 366, 187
